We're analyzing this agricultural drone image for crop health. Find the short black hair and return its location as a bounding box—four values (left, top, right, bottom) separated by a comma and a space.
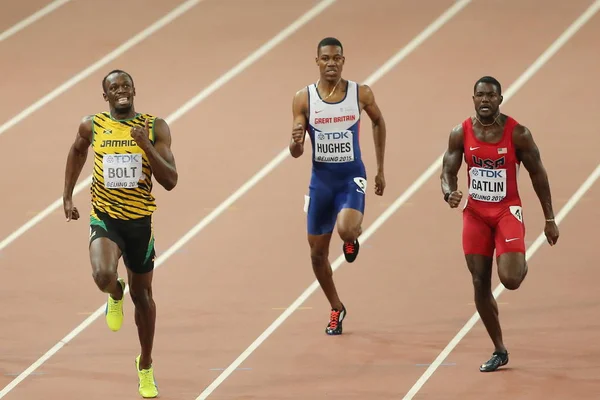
102, 69, 134, 92
317, 37, 343, 54
474, 76, 501, 95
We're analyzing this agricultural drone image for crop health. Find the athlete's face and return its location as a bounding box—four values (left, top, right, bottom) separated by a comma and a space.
316, 45, 344, 81
103, 73, 135, 112
473, 82, 503, 119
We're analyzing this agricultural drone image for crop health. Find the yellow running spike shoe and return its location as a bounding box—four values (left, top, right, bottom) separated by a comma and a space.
105, 278, 126, 332
135, 355, 159, 398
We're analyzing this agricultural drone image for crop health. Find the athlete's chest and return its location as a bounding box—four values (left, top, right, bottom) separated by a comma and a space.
308, 102, 361, 164
309, 100, 360, 127
464, 133, 517, 203
93, 124, 147, 189
93, 120, 144, 153
465, 125, 516, 168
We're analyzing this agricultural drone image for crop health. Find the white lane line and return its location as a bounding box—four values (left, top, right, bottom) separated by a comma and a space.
0, 0, 337, 397
401, 1, 600, 398
194, 1, 475, 398
0, 0, 70, 43
0, 0, 337, 253
402, 164, 600, 399
195, 0, 600, 397
0, 0, 203, 138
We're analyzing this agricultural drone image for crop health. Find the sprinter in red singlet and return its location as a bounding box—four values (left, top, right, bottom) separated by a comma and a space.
440, 76, 559, 372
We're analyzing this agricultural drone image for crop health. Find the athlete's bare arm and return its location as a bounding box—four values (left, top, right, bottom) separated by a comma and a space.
513, 124, 559, 244
289, 88, 308, 158
441, 124, 465, 208
63, 115, 93, 221
359, 84, 386, 195
131, 118, 178, 191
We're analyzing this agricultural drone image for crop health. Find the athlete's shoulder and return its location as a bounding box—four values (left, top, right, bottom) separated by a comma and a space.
355, 81, 372, 94
355, 82, 376, 107
294, 85, 310, 98
79, 114, 95, 130
138, 112, 158, 119
446, 121, 466, 149
511, 121, 533, 148
90, 111, 110, 120
292, 86, 309, 110
355, 81, 370, 90
451, 120, 467, 136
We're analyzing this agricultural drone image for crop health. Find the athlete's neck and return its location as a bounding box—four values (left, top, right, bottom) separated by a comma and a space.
475, 111, 501, 127
318, 77, 342, 90
109, 106, 137, 121
317, 77, 343, 101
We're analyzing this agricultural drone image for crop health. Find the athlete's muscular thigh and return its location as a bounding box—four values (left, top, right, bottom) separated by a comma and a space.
495, 206, 527, 289
89, 237, 121, 291
306, 182, 336, 236
462, 207, 494, 257
121, 216, 155, 275
494, 205, 526, 256
335, 176, 366, 240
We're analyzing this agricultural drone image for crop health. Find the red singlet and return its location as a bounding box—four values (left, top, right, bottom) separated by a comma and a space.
461, 116, 526, 257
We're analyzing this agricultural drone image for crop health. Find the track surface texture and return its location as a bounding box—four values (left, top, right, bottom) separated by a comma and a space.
0, 0, 598, 399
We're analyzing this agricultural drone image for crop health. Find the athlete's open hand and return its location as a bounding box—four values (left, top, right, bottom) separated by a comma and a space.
291, 123, 305, 143
446, 190, 463, 208
130, 119, 152, 150
544, 220, 559, 246
374, 172, 385, 196
63, 197, 80, 221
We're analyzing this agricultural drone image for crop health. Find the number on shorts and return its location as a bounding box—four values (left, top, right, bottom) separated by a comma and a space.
353, 177, 367, 194
509, 205, 523, 223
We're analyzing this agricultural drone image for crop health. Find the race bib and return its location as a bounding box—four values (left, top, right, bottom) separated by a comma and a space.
102, 153, 143, 189
314, 130, 354, 163
468, 167, 506, 202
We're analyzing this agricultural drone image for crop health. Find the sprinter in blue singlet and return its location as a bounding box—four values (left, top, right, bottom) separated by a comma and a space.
289, 37, 387, 335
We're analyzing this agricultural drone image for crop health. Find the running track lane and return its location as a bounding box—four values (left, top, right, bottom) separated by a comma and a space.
0, 0, 592, 400
188, 0, 598, 398
0, 0, 320, 241
0, 0, 185, 126
0, 0, 334, 393
402, 6, 600, 398
0, 0, 66, 33
3, 0, 572, 396
0, 0, 449, 398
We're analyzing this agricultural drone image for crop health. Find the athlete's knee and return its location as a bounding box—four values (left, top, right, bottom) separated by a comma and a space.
466, 256, 493, 296
336, 210, 362, 242
308, 236, 329, 267
91, 268, 116, 292
337, 225, 359, 243
501, 276, 522, 290
310, 246, 328, 267
130, 283, 153, 309
498, 253, 526, 290
499, 270, 524, 290
471, 273, 492, 296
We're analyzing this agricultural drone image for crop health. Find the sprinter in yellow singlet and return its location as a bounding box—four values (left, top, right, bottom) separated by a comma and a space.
62, 69, 178, 399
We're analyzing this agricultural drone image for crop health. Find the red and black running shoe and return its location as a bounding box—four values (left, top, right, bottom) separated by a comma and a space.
325, 305, 347, 335
342, 239, 360, 263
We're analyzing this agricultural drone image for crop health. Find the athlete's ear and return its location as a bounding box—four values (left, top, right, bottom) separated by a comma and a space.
499, 95, 504, 105
102, 92, 108, 102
